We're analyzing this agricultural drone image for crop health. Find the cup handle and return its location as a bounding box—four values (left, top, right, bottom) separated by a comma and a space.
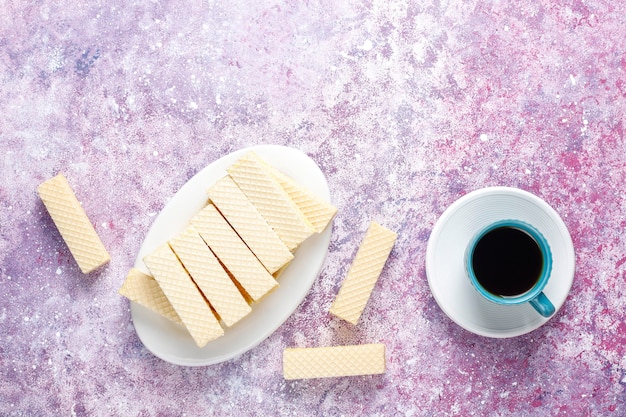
529, 292, 555, 317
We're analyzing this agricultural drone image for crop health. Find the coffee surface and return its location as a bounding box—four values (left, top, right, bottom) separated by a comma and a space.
471, 226, 543, 297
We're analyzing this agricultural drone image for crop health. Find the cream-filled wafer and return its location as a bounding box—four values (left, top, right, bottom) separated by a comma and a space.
207, 176, 293, 274
169, 225, 251, 327
144, 244, 224, 347
260, 160, 337, 233
283, 344, 386, 379
227, 152, 315, 251
272, 262, 290, 280
37, 174, 110, 274
118, 268, 183, 326
329, 222, 397, 325
190, 204, 278, 302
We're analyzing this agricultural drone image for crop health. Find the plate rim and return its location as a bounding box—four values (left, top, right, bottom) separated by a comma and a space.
425, 186, 576, 338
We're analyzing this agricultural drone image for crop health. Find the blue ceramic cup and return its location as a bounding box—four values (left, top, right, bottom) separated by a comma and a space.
465, 219, 555, 317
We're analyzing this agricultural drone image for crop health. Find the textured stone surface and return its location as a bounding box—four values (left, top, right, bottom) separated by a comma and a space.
1, 0, 625, 415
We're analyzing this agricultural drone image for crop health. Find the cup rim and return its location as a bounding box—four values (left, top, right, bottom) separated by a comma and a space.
465, 219, 553, 305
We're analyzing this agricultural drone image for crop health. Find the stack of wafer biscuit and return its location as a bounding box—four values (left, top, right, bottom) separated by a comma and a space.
119, 151, 337, 348
39, 151, 396, 374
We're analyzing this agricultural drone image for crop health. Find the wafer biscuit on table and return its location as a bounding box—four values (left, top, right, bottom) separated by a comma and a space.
190, 204, 278, 302
169, 225, 251, 327
329, 222, 397, 325
227, 152, 315, 251
118, 268, 183, 326
37, 174, 110, 274
144, 244, 224, 347
207, 176, 293, 274
283, 344, 386, 379
260, 160, 337, 233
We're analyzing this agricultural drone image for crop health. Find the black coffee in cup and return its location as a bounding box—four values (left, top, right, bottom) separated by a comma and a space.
471, 226, 544, 297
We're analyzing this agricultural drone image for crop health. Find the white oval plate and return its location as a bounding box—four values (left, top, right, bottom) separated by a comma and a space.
130, 145, 333, 365
425, 187, 575, 338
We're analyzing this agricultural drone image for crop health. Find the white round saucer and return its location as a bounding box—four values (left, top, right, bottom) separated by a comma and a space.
425, 187, 575, 338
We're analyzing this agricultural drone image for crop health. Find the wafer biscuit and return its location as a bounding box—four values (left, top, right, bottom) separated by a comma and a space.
272, 263, 290, 280
260, 160, 337, 233
118, 268, 183, 326
37, 174, 110, 274
329, 222, 397, 325
207, 176, 293, 274
283, 344, 386, 379
190, 204, 278, 302
144, 244, 224, 347
227, 152, 315, 251
169, 225, 251, 327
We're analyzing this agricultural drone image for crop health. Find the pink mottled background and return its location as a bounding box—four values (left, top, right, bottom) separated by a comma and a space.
1, 0, 625, 416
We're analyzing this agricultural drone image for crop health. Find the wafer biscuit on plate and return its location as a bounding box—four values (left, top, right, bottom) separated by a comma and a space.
169, 225, 251, 327
207, 176, 293, 274
227, 152, 315, 251
144, 244, 224, 347
37, 174, 110, 274
283, 344, 386, 379
119, 268, 183, 326
190, 204, 278, 302
260, 160, 337, 233
329, 222, 397, 325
